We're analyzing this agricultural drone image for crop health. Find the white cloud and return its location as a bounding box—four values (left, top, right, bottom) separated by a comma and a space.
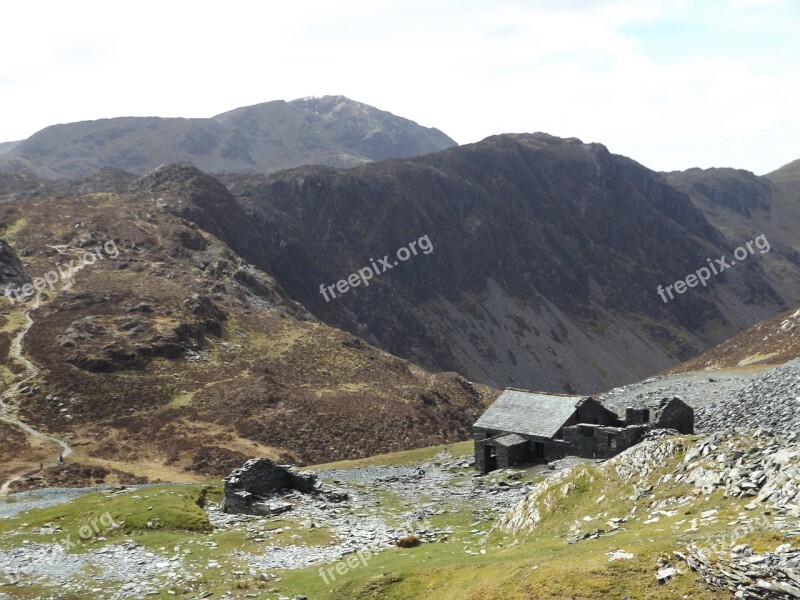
0, 0, 797, 173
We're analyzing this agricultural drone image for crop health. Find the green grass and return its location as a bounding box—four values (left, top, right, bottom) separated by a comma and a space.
0, 484, 211, 553
271, 438, 777, 599
0, 436, 785, 599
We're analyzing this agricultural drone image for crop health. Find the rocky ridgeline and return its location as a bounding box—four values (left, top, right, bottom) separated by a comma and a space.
677, 542, 800, 598
697, 359, 800, 434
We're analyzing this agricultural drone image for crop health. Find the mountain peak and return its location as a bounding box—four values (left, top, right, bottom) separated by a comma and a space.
0, 97, 457, 179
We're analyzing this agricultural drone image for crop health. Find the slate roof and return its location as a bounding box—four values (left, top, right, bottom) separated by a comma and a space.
494, 433, 527, 447
474, 390, 588, 439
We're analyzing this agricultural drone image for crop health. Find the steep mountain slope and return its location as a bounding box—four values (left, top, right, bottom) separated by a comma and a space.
671, 306, 800, 372
664, 165, 800, 303
0, 96, 456, 178
0, 170, 491, 487
221, 133, 792, 393
766, 158, 800, 183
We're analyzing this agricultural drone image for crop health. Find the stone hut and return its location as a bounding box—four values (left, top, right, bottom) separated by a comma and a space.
221, 458, 346, 515
473, 390, 623, 473
473, 390, 694, 473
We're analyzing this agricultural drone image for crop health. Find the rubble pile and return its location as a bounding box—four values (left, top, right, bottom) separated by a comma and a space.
677, 543, 800, 598
697, 359, 800, 434
221, 458, 347, 516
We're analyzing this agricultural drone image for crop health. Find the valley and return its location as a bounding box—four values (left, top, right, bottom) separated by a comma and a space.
0, 91, 798, 600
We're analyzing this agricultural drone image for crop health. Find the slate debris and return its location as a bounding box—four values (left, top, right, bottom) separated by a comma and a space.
696, 359, 800, 435
677, 543, 800, 598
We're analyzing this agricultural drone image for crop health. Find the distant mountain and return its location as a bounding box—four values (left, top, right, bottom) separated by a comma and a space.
217, 134, 794, 393
3, 135, 797, 397
0, 96, 456, 178
664, 164, 800, 304
0, 141, 19, 155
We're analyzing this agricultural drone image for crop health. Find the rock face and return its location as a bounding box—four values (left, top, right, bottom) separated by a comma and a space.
667, 164, 800, 305
0, 239, 30, 293
221, 458, 346, 515
696, 359, 800, 434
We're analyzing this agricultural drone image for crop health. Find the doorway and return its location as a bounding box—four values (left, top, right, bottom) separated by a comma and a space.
531, 441, 545, 461
483, 445, 497, 472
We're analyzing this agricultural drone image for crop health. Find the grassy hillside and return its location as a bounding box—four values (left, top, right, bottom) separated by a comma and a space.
2, 434, 791, 599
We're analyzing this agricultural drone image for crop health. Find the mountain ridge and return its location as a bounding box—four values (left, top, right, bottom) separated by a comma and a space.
0, 179, 491, 486
0, 96, 456, 178
221, 133, 793, 392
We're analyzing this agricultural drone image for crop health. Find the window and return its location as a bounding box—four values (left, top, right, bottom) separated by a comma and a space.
609, 435, 617, 449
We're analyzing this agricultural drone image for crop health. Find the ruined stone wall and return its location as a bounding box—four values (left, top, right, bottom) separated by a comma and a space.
221, 457, 344, 514
575, 398, 623, 427
563, 424, 651, 459
655, 399, 694, 434
626, 407, 651, 426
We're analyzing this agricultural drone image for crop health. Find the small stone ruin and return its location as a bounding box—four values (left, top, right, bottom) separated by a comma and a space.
221, 458, 347, 515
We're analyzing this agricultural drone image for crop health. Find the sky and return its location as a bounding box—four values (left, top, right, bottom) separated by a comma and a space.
1, 0, 798, 174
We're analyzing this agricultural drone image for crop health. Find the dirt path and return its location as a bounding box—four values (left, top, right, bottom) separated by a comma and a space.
0, 293, 73, 497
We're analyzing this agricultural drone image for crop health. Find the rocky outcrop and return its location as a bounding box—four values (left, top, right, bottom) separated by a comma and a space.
502, 429, 800, 534
57, 296, 225, 372
501, 434, 687, 534
221, 458, 347, 516
677, 429, 800, 507
0, 239, 30, 294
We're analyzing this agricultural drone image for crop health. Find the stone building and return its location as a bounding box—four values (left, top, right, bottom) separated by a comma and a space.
473, 389, 693, 473
622, 397, 694, 434
222, 458, 347, 515
473, 390, 622, 473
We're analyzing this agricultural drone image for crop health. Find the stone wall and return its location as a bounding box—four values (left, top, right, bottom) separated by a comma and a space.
563, 424, 650, 459
655, 398, 694, 434
475, 428, 571, 473
573, 398, 623, 427
221, 457, 346, 515
625, 407, 651, 426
